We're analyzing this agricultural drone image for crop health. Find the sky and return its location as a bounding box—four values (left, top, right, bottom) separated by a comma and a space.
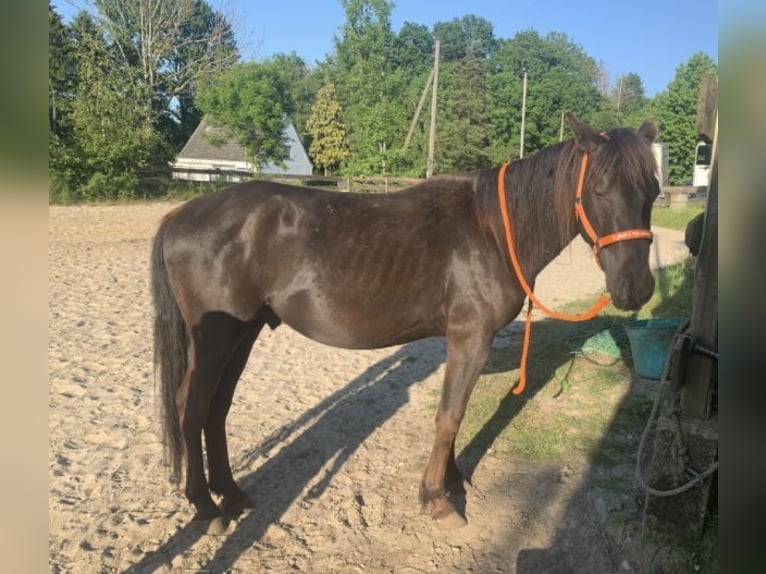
52, 0, 718, 97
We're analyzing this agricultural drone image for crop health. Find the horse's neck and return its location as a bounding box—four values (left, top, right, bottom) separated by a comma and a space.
523, 215, 579, 283
506, 156, 579, 282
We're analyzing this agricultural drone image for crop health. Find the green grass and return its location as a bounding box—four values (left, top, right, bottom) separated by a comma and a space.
453, 254, 716, 568
456, 257, 694, 464
651, 205, 705, 231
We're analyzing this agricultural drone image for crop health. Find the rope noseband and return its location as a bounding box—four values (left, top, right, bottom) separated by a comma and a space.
497, 149, 653, 395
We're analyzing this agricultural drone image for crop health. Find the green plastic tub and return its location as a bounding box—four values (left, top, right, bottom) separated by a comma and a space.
624, 318, 686, 379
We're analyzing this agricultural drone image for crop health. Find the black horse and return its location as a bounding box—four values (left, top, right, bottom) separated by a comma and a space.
151, 113, 660, 529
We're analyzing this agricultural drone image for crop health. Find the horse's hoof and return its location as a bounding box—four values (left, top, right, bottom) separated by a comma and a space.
206, 516, 228, 536
191, 504, 222, 523
222, 492, 255, 516
435, 510, 468, 530
423, 496, 465, 528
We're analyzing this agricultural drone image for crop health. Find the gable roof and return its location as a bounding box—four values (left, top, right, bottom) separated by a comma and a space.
175, 118, 313, 176
176, 118, 248, 162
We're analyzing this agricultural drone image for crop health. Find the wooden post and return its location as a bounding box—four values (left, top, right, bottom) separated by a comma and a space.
426, 40, 440, 178
681, 110, 718, 418
379, 141, 388, 193
642, 78, 718, 542
696, 75, 718, 142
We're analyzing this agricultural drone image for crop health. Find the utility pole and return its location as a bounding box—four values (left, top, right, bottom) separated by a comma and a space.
559, 110, 565, 142
426, 40, 440, 178
403, 67, 434, 151
519, 68, 528, 158
616, 75, 624, 120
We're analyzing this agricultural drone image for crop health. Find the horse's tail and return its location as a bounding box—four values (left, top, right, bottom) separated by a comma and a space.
150, 208, 187, 485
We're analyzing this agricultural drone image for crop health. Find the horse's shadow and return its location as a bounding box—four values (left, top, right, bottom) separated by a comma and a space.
124, 337, 446, 573
124, 317, 634, 573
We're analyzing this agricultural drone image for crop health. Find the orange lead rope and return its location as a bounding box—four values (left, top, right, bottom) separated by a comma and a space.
497, 157, 610, 395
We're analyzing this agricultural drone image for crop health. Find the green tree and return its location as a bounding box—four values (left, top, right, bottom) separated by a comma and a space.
486, 31, 605, 162
650, 52, 718, 184
49, 4, 79, 197
433, 15, 496, 62
92, 0, 238, 147
611, 72, 648, 125
335, 0, 395, 69
166, 0, 240, 147
585, 71, 650, 131
269, 52, 322, 147
332, 0, 406, 175
393, 22, 433, 72
387, 23, 437, 175
66, 11, 160, 199
49, 4, 74, 137
307, 83, 350, 175
196, 61, 294, 169
436, 49, 491, 172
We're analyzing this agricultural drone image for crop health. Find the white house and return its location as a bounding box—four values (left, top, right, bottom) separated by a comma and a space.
172, 118, 313, 182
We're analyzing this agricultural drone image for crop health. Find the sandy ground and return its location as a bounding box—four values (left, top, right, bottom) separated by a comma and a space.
48, 200, 688, 574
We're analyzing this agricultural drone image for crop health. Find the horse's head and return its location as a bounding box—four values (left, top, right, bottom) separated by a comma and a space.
567, 113, 660, 311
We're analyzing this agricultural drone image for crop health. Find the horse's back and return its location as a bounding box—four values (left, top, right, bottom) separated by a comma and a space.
158, 179, 493, 348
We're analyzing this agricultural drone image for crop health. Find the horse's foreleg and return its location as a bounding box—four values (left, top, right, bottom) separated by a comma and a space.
205, 327, 259, 516
420, 327, 492, 525
445, 439, 466, 492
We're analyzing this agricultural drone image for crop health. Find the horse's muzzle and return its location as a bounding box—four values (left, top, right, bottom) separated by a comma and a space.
610, 274, 655, 311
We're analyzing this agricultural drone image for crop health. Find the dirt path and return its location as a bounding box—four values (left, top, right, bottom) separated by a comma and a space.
48, 201, 688, 573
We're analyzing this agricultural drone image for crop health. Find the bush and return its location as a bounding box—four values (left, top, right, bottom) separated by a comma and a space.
79, 171, 140, 201
49, 171, 79, 204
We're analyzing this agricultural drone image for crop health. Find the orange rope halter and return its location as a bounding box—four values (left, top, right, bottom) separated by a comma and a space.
571, 154, 653, 264
497, 153, 652, 395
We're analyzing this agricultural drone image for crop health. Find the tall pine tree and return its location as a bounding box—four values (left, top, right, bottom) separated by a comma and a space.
436, 48, 491, 173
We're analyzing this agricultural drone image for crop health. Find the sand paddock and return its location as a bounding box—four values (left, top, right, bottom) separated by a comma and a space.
49, 201, 688, 573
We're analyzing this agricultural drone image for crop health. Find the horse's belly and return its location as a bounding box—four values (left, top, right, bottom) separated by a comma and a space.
270, 291, 442, 350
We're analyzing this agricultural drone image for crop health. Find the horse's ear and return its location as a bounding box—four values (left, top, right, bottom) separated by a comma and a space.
566, 112, 601, 151
636, 119, 658, 143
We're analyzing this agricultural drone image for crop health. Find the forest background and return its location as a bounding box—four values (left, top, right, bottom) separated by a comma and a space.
48, 0, 718, 202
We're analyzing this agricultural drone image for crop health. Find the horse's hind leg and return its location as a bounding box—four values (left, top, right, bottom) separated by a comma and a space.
204, 321, 265, 515
181, 317, 249, 521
